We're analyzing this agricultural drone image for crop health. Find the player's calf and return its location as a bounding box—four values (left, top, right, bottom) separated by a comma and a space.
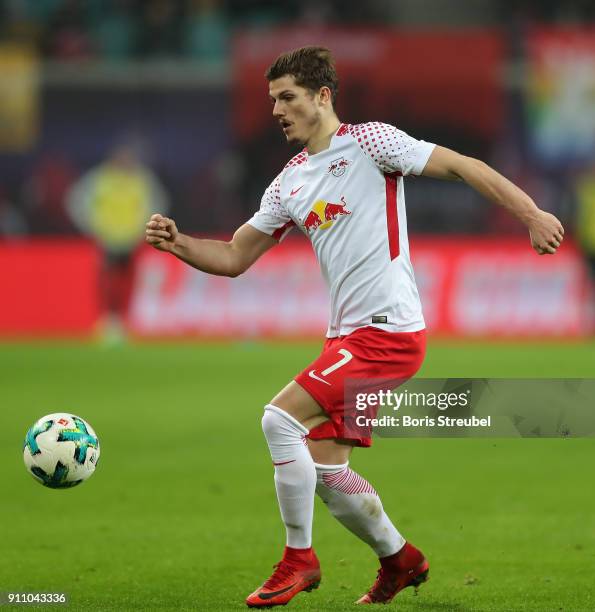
315, 463, 405, 557
261, 405, 317, 548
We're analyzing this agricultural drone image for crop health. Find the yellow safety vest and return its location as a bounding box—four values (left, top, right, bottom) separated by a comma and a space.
576, 174, 595, 254
89, 167, 152, 250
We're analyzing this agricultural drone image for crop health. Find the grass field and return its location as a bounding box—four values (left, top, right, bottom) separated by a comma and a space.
1, 340, 594, 611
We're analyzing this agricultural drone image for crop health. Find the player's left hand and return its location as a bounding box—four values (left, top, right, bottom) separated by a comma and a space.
527, 210, 564, 255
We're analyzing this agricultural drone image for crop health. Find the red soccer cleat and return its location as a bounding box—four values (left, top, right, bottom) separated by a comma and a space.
356, 542, 429, 604
246, 546, 321, 608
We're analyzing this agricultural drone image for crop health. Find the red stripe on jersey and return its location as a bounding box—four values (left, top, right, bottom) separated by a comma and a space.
385, 172, 401, 260
272, 220, 295, 241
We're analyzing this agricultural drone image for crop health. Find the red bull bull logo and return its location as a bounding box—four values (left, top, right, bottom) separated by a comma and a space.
302, 196, 351, 234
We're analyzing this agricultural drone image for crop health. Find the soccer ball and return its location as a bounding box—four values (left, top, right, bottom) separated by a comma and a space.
23, 413, 100, 489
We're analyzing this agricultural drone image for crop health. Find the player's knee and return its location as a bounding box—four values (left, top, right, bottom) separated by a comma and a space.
261, 408, 278, 438
261, 404, 308, 440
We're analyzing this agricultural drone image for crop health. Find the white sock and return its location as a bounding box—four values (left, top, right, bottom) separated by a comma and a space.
315, 463, 405, 557
262, 405, 316, 549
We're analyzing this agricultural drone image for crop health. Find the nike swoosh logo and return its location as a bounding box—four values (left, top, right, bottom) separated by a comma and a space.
308, 370, 331, 385
290, 185, 304, 196
258, 584, 297, 600
273, 459, 296, 466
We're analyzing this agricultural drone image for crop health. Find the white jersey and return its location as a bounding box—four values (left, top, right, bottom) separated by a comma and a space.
247, 122, 435, 338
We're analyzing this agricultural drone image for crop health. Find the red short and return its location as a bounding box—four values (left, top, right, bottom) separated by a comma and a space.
295, 326, 426, 447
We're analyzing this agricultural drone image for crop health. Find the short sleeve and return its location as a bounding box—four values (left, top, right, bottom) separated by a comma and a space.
348, 122, 435, 176
247, 173, 295, 241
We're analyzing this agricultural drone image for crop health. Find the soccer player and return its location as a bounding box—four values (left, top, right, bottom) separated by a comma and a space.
145, 47, 564, 607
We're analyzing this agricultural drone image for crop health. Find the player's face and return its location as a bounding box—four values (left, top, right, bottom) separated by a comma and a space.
269, 75, 322, 146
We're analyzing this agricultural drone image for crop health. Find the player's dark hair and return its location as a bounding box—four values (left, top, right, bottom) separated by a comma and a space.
265, 46, 339, 106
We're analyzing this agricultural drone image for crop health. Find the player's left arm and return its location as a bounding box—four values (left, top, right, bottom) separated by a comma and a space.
421, 145, 564, 255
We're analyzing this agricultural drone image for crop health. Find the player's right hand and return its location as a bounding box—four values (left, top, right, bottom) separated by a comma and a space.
527, 210, 564, 255
145, 213, 178, 252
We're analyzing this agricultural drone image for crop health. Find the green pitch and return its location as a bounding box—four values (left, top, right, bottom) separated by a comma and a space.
1, 340, 594, 611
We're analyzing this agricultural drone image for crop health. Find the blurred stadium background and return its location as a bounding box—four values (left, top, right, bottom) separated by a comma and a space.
1, 2, 595, 610
0, 0, 594, 340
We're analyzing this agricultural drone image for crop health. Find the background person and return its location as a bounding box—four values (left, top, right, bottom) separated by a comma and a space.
67, 143, 169, 339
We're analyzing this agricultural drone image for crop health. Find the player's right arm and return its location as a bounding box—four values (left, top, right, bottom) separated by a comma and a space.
146, 172, 293, 276
145, 214, 277, 277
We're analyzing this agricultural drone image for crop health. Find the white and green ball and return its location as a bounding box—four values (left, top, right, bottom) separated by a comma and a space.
23, 413, 100, 489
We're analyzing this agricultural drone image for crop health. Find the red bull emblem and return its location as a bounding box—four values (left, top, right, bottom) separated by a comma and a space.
302, 196, 351, 234
328, 157, 351, 177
